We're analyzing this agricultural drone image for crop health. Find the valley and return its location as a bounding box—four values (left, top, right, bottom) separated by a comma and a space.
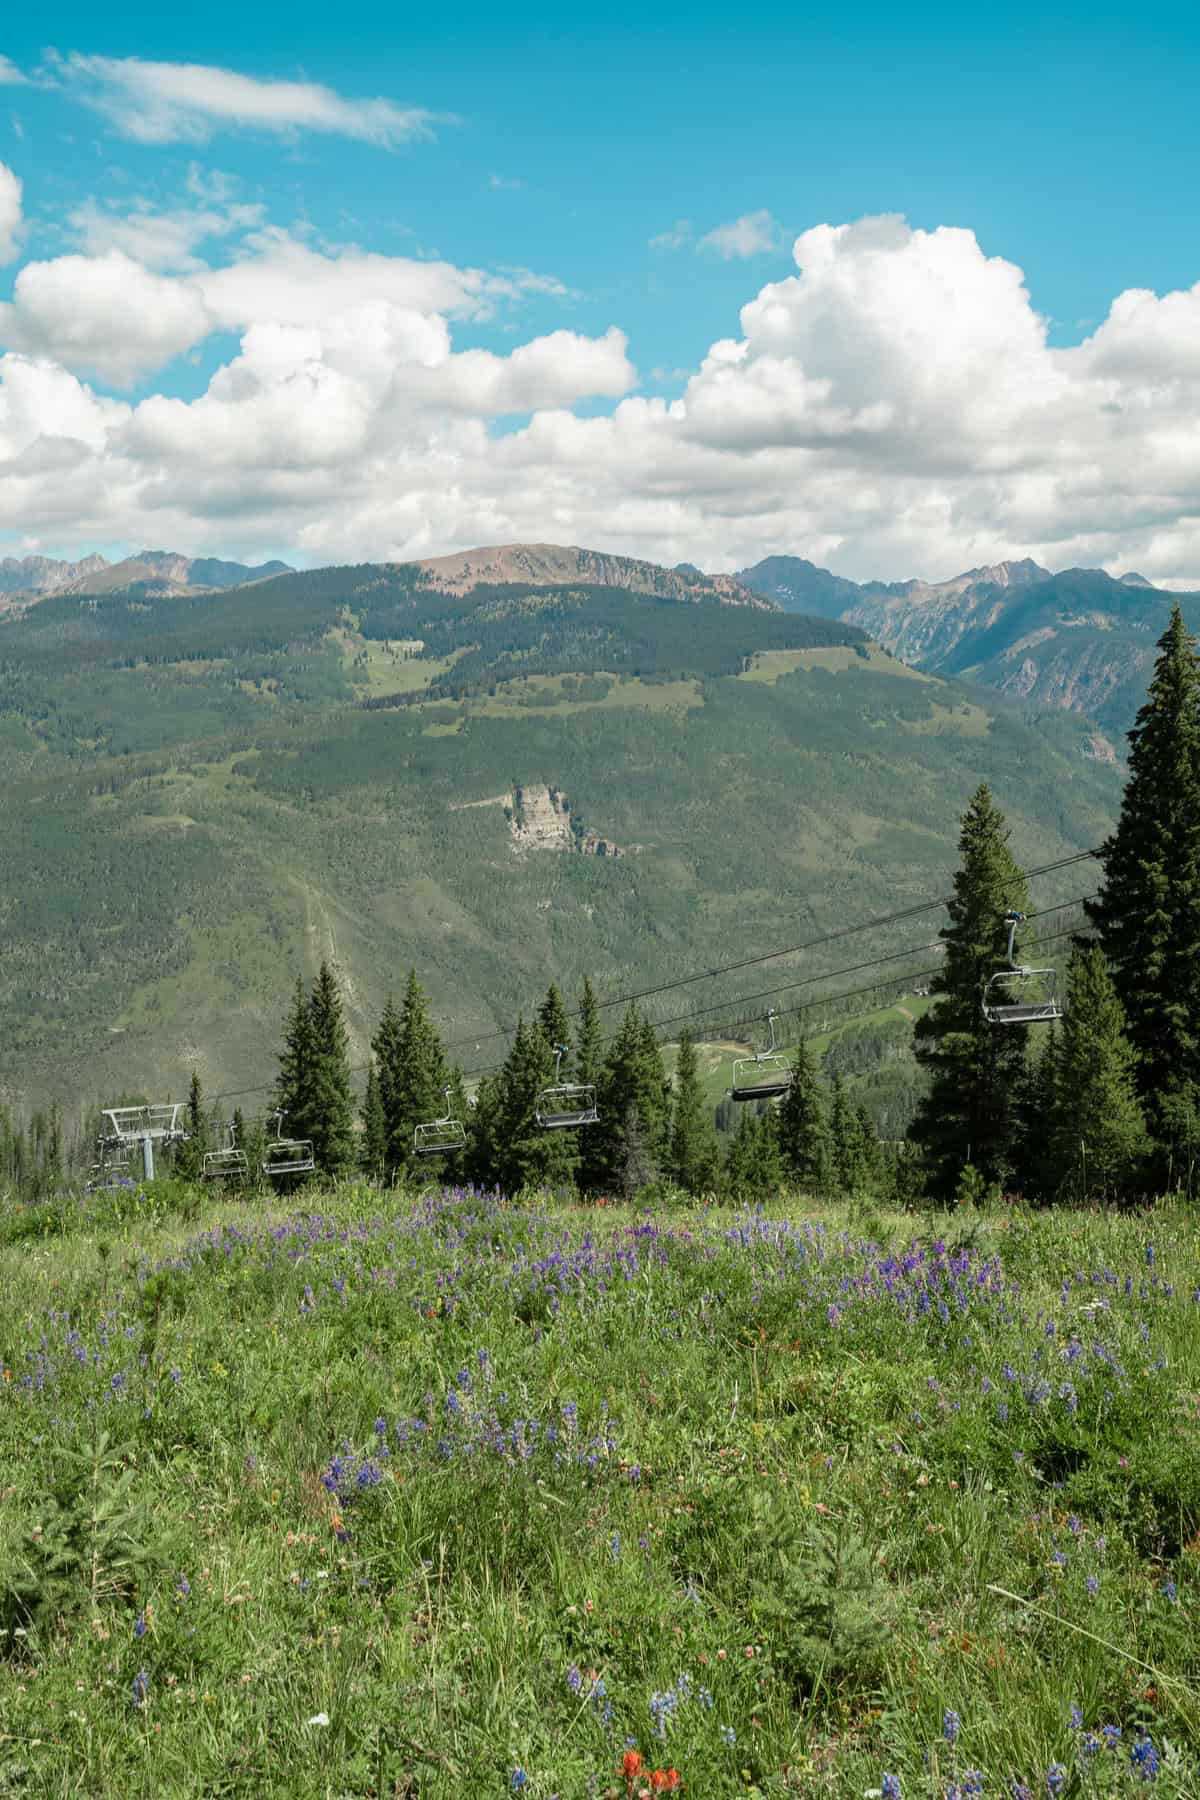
0, 545, 1120, 1129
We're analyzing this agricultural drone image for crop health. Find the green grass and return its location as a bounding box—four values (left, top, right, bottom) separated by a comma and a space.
347, 640, 463, 697
1, 1182, 1197, 1798
738, 645, 932, 684
468, 673, 705, 719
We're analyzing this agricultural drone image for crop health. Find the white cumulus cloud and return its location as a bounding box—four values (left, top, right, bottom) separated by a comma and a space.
0, 251, 213, 385
5, 206, 1200, 588
52, 52, 442, 147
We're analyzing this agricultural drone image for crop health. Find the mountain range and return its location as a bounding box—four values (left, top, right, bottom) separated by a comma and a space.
735, 553, 1200, 738
0, 541, 1119, 1119
0, 549, 293, 611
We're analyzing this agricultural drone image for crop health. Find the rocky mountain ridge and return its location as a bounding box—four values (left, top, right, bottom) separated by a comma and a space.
0, 548, 293, 610
737, 553, 1200, 735
412, 542, 768, 608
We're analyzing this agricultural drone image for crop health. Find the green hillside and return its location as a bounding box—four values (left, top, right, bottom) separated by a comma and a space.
0, 559, 1122, 1121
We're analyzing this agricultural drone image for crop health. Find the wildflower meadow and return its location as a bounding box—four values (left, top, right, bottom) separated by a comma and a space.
1, 1182, 1199, 1797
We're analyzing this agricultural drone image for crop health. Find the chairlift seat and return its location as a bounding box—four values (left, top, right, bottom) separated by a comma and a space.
984, 998, 1064, 1025
729, 1056, 792, 1103
262, 1141, 315, 1177
535, 1083, 599, 1129
203, 1148, 249, 1181
982, 966, 1062, 1027
414, 1119, 467, 1154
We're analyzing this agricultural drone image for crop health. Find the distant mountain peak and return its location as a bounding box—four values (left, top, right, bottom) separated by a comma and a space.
1119, 571, 1154, 588
61, 551, 294, 597
410, 542, 770, 608
0, 551, 109, 607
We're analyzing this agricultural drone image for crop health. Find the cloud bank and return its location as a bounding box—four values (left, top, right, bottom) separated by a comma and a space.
4, 195, 1200, 587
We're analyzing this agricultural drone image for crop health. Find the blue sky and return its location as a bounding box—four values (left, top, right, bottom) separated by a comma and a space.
1, 4, 1199, 581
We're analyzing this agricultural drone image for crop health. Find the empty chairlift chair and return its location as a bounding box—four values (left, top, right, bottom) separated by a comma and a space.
414, 1087, 467, 1155
261, 1110, 315, 1179
535, 1045, 599, 1129
85, 1141, 134, 1194
203, 1123, 249, 1183
982, 911, 1064, 1026
729, 1009, 793, 1103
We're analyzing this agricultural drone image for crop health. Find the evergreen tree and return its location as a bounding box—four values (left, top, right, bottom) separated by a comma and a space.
485, 1019, 564, 1195
725, 1111, 784, 1200
361, 1059, 388, 1180
371, 995, 404, 1175
1049, 945, 1149, 1201
536, 984, 571, 1062
910, 784, 1031, 1197
305, 961, 356, 1177
1011, 1026, 1059, 1200
175, 1069, 206, 1181
277, 975, 317, 1151
374, 973, 449, 1179
530, 985, 580, 1189
466, 1069, 503, 1190
574, 977, 607, 1194
776, 1040, 832, 1192
854, 1103, 880, 1189
829, 1074, 867, 1193
598, 1005, 669, 1195
669, 1031, 721, 1194
1086, 607, 1200, 1146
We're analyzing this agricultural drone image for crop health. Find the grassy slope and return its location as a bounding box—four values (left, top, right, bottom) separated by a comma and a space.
0, 1182, 1197, 1798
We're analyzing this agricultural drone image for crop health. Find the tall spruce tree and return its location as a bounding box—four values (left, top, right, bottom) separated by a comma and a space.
485, 1019, 564, 1195
910, 784, 1030, 1196
175, 1069, 206, 1181
670, 1031, 721, 1194
574, 977, 607, 1194
725, 1111, 784, 1200
1010, 1026, 1059, 1200
1086, 607, 1200, 1148
306, 961, 356, 1176
776, 1040, 832, 1192
375, 973, 449, 1179
531, 985, 580, 1188
1049, 945, 1149, 1201
599, 1005, 670, 1196
276, 975, 317, 1151
829, 1074, 867, 1193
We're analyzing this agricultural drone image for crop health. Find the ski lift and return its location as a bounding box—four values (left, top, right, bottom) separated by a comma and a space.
982, 911, 1064, 1026
261, 1110, 315, 1178
203, 1122, 249, 1183
85, 1141, 134, 1195
729, 1009, 793, 1102
99, 1103, 187, 1148
414, 1087, 467, 1155
535, 1045, 599, 1129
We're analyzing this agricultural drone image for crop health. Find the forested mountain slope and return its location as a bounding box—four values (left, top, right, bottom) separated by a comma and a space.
740, 555, 1200, 737
0, 549, 1121, 1116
